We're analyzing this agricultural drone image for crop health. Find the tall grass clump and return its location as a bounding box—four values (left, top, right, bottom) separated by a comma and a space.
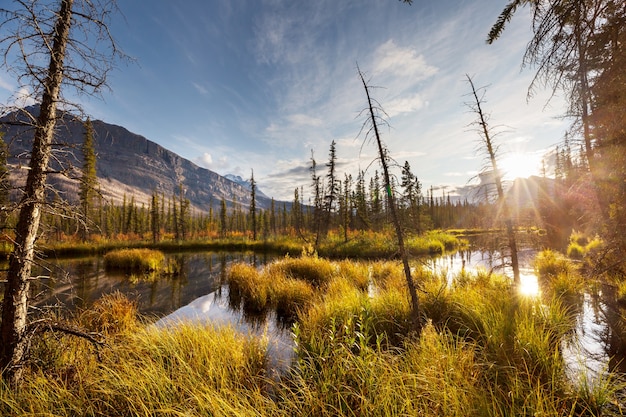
78, 290, 141, 337
533, 250, 586, 302
272, 275, 316, 321
533, 249, 575, 281
227, 262, 271, 313
273, 255, 337, 288
0, 293, 276, 417
566, 230, 603, 260
103, 248, 165, 273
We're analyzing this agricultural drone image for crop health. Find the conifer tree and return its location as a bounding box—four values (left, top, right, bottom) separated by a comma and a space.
0, 132, 10, 232
324, 140, 339, 236
219, 198, 227, 238
177, 184, 189, 240
249, 170, 257, 241
0, 0, 124, 385
310, 151, 324, 246
292, 188, 302, 236
466, 74, 520, 285
78, 118, 97, 241
150, 190, 160, 243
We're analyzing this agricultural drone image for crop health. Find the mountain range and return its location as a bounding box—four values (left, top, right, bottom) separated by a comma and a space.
0, 106, 550, 220
0, 106, 277, 213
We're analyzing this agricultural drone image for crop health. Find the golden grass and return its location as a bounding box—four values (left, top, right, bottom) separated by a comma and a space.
2, 255, 621, 416
103, 248, 165, 273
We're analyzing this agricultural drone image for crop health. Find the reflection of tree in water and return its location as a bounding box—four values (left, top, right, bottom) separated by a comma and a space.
595, 283, 626, 374
28, 252, 276, 320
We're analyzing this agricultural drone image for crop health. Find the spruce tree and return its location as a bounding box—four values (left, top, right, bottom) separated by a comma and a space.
249, 170, 257, 241
78, 118, 97, 240
0, 132, 10, 231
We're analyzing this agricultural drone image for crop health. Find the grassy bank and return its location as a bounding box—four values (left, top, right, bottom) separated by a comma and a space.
30, 229, 466, 260
1, 253, 621, 416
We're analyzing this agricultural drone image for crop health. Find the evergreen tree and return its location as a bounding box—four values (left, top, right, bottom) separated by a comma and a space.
78, 118, 97, 240
150, 190, 160, 243
177, 184, 189, 240
310, 151, 324, 245
292, 188, 301, 235
219, 198, 227, 238
0, 132, 10, 231
324, 140, 339, 236
401, 161, 422, 233
249, 170, 257, 241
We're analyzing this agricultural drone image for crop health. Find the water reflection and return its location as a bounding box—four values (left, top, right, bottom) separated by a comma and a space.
424, 248, 541, 298
20, 247, 626, 382
30, 251, 275, 317
154, 287, 294, 373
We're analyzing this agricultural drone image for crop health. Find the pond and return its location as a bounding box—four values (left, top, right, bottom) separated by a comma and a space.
425, 246, 615, 382
19, 246, 624, 380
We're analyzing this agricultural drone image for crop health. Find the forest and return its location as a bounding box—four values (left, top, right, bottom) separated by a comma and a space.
1, 0, 626, 415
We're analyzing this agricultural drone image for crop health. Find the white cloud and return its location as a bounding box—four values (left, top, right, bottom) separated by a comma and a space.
194, 152, 231, 172
199, 152, 212, 166
386, 93, 427, 117
373, 40, 438, 80
286, 113, 323, 127
14, 87, 36, 107
0, 75, 13, 91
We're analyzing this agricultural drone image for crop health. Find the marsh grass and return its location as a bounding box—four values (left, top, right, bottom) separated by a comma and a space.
534, 249, 576, 281
227, 263, 271, 313
103, 248, 165, 273
2, 255, 621, 416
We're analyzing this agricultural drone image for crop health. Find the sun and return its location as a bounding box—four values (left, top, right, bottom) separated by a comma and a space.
499, 152, 542, 181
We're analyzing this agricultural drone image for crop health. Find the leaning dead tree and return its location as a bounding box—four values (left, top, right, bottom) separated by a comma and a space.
465, 74, 520, 285
358, 68, 421, 330
0, 0, 124, 385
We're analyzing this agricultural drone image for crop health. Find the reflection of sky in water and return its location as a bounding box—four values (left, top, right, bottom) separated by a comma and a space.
154, 287, 294, 375
426, 249, 613, 385
151, 250, 612, 384
425, 249, 541, 298
562, 293, 611, 387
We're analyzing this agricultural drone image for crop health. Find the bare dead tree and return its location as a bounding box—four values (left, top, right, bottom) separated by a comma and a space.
465, 74, 520, 285
357, 68, 421, 331
0, 0, 125, 385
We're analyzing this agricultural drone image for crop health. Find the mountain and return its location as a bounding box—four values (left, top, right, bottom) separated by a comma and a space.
224, 174, 269, 199
0, 106, 278, 212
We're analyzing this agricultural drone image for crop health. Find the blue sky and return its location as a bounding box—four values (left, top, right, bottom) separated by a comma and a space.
0, 0, 570, 201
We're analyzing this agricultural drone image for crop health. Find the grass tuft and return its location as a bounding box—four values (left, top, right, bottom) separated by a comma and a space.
103, 248, 165, 273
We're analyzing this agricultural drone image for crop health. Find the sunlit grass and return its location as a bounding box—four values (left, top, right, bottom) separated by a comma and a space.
227, 262, 271, 313
2, 255, 621, 416
103, 248, 165, 273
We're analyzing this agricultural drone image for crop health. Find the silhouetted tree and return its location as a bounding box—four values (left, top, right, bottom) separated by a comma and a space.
466, 74, 520, 285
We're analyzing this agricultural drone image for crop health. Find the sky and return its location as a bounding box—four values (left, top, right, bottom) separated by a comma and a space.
0, 0, 571, 202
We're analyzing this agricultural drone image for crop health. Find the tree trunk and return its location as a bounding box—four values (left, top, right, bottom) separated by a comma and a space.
0, 0, 73, 385
466, 74, 520, 285
359, 70, 421, 330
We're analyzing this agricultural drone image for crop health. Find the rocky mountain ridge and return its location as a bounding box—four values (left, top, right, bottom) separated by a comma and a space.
0, 107, 277, 213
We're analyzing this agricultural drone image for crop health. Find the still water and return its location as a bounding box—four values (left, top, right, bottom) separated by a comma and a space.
26, 248, 619, 380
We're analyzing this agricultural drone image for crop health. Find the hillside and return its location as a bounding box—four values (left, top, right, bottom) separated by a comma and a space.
0, 107, 277, 213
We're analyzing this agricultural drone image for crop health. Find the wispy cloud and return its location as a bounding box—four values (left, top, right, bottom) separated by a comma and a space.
192, 82, 209, 95
372, 40, 439, 80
